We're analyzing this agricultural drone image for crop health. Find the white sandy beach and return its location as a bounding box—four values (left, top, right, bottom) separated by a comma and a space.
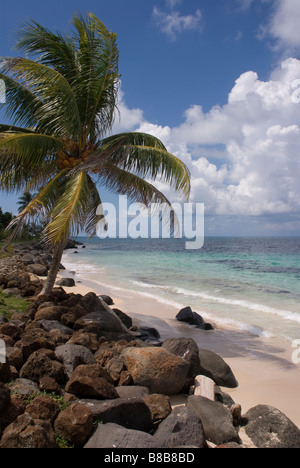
58, 268, 300, 429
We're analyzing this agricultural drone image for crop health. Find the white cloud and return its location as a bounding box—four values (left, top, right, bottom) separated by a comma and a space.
113, 58, 300, 230
152, 3, 202, 40
266, 0, 300, 51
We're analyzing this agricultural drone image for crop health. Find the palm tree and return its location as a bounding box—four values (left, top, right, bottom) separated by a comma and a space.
0, 12, 190, 295
17, 192, 35, 213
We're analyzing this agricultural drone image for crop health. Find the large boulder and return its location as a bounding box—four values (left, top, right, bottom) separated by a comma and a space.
75, 308, 132, 335
154, 406, 206, 448
19, 328, 55, 360
198, 349, 238, 388
65, 364, 118, 400
56, 278, 76, 287
27, 264, 48, 277
84, 422, 159, 449
79, 398, 152, 432
20, 351, 64, 384
187, 395, 240, 446
25, 395, 60, 425
55, 344, 96, 379
0, 413, 56, 449
54, 403, 94, 447
244, 405, 300, 449
121, 347, 189, 395
8, 378, 39, 399
162, 337, 201, 387
144, 394, 172, 426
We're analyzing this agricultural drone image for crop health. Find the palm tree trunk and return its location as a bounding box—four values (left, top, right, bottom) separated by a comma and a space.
39, 239, 67, 295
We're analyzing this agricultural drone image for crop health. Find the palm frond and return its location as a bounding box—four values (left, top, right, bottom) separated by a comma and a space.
98, 165, 180, 234
71, 12, 120, 139
44, 171, 98, 245
6, 170, 68, 241
0, 72, 42, 128
3, 58, 81, 138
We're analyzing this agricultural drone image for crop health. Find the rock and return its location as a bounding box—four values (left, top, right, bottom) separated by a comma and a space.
162, 337, 201, 388
194, 375, 215, 401
144, 394, 172, 425
26, 395, 60, 424
79, 398, 152, 432
216, 442, 243, 449
198, 349, 238, 388
27, 264, 48, 277
56, 278, 76, 287
186, 395, 240, 446
99, 295, 114, 306
0, 362, 11, 383
84, 422, 159, 449
67, 331, 100, 353
6, 347, 23, 371
176, 306, 195, 324
39, 376, 62, 395
75, 309, 132, 334
0, 323, 23, 341
116, 385, 149, 399
20, 351, 65, 384
34, 306, 66, 321
244, 405, 300, 449
121, 347, 189, 395
0, 413, 56, 448
138, 327, 162, 345
0, 394, 25, 438
54, 403, 94, 447
113, 309, 133, 329
20, 328, 55, 360
38, 320, 75, 337
0, 382, 10, 412
176, 307, 204, 326
65, 364, 118, 400
55, 344, 96, 379
154, 406, 206, 448
8, 378, 39, 398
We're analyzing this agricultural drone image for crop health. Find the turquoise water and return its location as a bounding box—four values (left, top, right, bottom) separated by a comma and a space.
62, 237, 300, 344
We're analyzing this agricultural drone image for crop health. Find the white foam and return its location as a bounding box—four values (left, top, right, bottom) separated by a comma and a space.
174, 287, 300, 325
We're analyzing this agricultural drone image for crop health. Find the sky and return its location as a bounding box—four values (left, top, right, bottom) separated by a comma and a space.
0, 0, 300, 236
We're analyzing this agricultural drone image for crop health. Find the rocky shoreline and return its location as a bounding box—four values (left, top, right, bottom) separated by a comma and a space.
0, 241, 300, 449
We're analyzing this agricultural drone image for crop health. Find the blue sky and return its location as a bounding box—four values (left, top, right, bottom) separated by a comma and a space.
1, 0, 300, 236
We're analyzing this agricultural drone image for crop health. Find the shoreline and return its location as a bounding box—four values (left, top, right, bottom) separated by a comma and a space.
58, 260, 300, 428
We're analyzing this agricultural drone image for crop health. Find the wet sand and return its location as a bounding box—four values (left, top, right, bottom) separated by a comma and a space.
58, 270, 300, 428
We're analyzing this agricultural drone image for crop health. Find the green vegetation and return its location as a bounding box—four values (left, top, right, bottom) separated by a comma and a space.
0, 288, 28, 320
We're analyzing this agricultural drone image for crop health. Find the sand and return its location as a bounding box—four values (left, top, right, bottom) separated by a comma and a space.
58, 268, 300, 429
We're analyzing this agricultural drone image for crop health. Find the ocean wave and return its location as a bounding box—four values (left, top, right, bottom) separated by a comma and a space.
174, 287, 300, 324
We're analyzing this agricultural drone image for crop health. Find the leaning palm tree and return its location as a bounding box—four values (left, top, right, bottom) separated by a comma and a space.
0, 12, 190, 295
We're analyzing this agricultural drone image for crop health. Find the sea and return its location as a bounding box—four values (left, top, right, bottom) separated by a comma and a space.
62, 237, 300, 346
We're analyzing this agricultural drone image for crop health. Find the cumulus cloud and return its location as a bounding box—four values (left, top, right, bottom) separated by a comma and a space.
268, 0, 300, 50
152, 1, 202, 40
114, 59, 300, 232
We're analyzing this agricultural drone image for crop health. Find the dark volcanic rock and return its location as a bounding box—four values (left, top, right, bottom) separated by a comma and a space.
198, 349, 238, 388
65, 364, 118, 400
79, 398, 152, 432
0, 413, 56, 449
187, 395, 240, 446
154, 406, 206, 448
244, 405, 300, 449
84, 422, 159, 449
54, 403, 94, 447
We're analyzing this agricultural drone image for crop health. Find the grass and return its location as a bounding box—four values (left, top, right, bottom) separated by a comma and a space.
0, 289, 28, 320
